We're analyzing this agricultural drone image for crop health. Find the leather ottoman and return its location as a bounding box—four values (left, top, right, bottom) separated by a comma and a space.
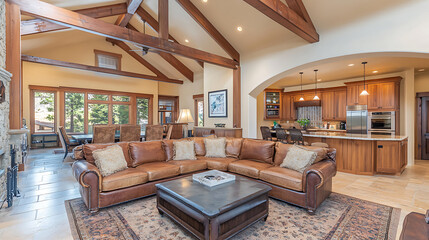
399, 212, 429, 240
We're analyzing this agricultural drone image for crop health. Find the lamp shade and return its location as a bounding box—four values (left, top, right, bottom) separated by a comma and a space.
177, 109, 194, 123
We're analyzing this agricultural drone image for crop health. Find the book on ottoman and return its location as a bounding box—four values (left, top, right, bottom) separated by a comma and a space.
192, 170, 235, 187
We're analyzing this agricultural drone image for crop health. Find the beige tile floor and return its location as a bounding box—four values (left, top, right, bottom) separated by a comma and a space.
0, 148, 428, 239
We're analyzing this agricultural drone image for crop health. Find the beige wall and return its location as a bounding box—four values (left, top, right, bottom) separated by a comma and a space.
415, 72, 429, 93
203, 63, 234, 128
178, 71, 204, 130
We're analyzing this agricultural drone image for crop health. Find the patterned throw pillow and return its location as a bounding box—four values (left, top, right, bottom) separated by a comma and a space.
173, 141, 196, 160
93, 145, 128, 177
204, 137, 226, 158
280, 145, 317, 173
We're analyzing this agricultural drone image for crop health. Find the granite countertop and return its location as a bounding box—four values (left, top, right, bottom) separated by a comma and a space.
303, 132, 408, 141
194, 127, 242, 130
306, 128, 347, 132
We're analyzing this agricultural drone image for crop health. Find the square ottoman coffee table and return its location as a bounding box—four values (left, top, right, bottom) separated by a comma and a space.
156, 174, 271, 240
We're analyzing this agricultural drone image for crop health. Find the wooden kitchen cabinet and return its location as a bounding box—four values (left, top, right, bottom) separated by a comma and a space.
346, 84, 368, 106
264, 89, 282, 120
281, 93, 297, 120
322, 91, 335, 120
335, 90, 347, 120
376, 139, 407, 175
347, 139, 375, 175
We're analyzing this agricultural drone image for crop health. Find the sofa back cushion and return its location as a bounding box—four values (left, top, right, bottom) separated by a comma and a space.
274, 142, 293, 166
225, 138, 243, 159
190, 137, 206, 156
83, 142, 132, 167
162, 139, 175, 161
129, 141, 166, 167
240, 139, 275, 164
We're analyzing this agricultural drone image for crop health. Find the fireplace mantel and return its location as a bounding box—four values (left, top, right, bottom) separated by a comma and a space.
0, 67, 12, 82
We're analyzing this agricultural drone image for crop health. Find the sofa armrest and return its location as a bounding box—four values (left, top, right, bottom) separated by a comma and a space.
72, 160, 102, 192
303, 159, 337, 189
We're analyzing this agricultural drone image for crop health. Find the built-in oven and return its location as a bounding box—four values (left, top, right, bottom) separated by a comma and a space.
368, 111, 395, 134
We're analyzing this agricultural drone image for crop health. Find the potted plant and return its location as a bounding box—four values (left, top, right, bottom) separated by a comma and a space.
297, 118, 310, 130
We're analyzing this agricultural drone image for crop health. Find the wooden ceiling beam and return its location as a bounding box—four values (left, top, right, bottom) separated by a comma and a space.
176, 0, 240, 62
158, 0, 168, 40
106, 38, 169, 79
115, 0, 143, 27
136, 7, 204, 68
21, 3, 128, 36
284, 0, 316, 30
127, 22, 194, 82
21, 55, 184, 84
243, 0, 319, 43
11, 0, 237, 69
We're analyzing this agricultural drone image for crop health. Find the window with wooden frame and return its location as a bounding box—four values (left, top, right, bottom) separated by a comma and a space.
30, 85, 153, 134
94, 49, 122, 70
158, 95, 179, 125
30, 87, 57, 134
193, 94, 204, 126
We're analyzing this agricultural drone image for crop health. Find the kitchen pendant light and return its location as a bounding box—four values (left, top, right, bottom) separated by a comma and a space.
360, 62, 369, 96
299, 72, 304, 101
313, 69, 320, 100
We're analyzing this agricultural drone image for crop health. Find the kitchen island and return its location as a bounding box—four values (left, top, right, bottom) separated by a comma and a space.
303, 132, 408, 175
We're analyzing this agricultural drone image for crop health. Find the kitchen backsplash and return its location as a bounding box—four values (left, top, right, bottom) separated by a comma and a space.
297, 106, 322, 127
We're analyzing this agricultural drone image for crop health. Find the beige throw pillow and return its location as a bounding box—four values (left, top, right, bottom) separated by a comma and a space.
280, 145, 317, 173
93, 145, 128, 177
204, 137, 226, 158
173, 140, 196, 160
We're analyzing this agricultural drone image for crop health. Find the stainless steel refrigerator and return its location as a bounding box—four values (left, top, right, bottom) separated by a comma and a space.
346, 105, 368, 134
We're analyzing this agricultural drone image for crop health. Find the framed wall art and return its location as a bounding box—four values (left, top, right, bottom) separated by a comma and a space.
208, 89, 227, 118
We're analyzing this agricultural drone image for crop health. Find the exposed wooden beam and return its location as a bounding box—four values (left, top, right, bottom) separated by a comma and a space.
21, 3, 128, 36
106, 38, 169, 79
284, 0, 316, 30
21, 55, 183, 84
136, 7, 204, 68
6, 2, 22, 129
158, 0, 169, 39
11, 0, 237, 69
176, 0, 240, 62
243, 0, 319, 43
115, 0, 143, 27
127, 23, 194, 82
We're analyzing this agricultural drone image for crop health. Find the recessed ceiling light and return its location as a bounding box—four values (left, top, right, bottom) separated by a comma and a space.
372, 70, 378, 73
202, 0, 208, 2
418, 68, 425, 72
348, 64, 354, 67
317, 79, 322, 82
185, 39, 189, 43
237, 26, 243, 32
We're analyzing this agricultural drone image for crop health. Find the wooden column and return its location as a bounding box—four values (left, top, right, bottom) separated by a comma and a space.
233, 66, 241, 128
158, 0, 168, 39
6, 2, 22, 129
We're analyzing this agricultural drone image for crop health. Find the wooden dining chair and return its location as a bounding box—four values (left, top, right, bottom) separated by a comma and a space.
275, 128, 288, 143
120, 125, 141, 142
288, 128, 308, 145
92, 125, 116, 143
260, 126, 275, 141
145, 125, 164, 141
57, 126, 79, 160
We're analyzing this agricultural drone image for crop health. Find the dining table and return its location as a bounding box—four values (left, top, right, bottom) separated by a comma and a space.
71, 133, 145, 144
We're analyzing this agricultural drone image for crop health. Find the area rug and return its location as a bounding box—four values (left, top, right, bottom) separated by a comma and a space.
65, 193, 400, 240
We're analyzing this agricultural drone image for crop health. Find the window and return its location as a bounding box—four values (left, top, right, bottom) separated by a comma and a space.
88, 103, 109, 133
64, 92, 84, 133
137, 98, 149, 132
31, 90, 56, 133
158, 96, 178, 125
112, 104, 130, 124
94, 50, 122, 70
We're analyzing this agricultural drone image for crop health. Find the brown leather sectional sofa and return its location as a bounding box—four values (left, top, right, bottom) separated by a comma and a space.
72, 138, 337, 214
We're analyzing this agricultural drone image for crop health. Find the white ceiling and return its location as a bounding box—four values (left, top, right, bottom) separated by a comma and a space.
20, 0, 429, 82
268, 56, 429, 89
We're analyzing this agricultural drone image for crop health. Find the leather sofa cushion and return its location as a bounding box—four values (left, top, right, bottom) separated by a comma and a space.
168, 160, 207, 174
83, 142, 132, 167
135, 162, 180, 181
190, 137, 206, 156
226, 138, 243, 158
274, 142, 293, 166
102, 168, 148, 192
259, 167, 303, 192
197, 157, 238, 171
228, 160, 273, 178
240, 139, 275, 164
162, 140, 175, 161
294, 145, 328, 163
129, 141, 166, 167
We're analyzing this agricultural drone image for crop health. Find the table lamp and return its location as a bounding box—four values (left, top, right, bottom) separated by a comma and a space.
177, 109, 194, 138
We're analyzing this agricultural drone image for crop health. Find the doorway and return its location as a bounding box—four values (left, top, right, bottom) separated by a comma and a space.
417, 93, 429, 160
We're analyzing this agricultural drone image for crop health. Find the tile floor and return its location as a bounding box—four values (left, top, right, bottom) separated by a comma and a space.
0, 148, 428, 239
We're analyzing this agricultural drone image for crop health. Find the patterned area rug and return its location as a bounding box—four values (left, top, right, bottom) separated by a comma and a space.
65, 193, 400, 240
